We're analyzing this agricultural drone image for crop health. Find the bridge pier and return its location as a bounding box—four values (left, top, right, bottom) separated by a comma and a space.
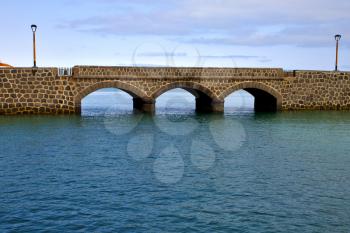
133, 98, 155, 113
75, 106, 82, 115
210, 101, 225, 113
196, 97, 224, 113
133, 97, 224, 113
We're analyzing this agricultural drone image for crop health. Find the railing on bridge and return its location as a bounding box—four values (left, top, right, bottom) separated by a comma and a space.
58, 67, 73, 76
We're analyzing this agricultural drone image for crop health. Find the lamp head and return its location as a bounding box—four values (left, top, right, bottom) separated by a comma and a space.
335, 34, 342, 41
31, 24, 37, 32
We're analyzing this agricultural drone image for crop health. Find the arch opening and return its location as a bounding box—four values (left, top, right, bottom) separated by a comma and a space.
222, 83, 282, 113
153, 82, 221, 113
245, 88, 279, 112
75, 81, 152, 115
81, 88, 134, 116
225, 90, 255, 113
155, 88, 196, 114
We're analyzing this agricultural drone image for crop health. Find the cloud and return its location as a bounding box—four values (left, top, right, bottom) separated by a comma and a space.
58, 0, 350, 47
138, 52, 187, 57
258, 58, 273, 63
199, 54, 272, 64
135, 53, 268, 60
200, 55, 260, 59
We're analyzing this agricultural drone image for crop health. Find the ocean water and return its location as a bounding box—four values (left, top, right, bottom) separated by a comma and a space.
1, 89, 350, 232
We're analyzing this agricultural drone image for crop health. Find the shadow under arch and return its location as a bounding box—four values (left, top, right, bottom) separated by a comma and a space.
152, 81, 222, 112
74, 81, 149, 114
220, 82, 282, 112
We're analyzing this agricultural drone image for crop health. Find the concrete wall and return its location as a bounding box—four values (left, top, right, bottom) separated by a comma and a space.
0, 66, 349, 115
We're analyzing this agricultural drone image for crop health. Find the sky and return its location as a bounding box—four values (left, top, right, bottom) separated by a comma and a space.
1, 0, 350, 70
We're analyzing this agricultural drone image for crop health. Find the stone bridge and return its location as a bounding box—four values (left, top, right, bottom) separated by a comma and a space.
0, 66, 350, 115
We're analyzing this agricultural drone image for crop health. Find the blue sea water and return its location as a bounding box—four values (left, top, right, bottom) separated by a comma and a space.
1, 89, 350, 232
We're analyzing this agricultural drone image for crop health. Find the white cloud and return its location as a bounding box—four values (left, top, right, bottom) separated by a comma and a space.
58, 0, 350, 47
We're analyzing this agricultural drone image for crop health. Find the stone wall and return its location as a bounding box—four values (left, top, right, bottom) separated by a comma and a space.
0, 66, 350, 115
73, 66, 283, 79
0, 68, 75, 115
280, 71, 350, 110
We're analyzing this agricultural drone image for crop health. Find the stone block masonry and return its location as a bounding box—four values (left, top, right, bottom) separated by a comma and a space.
0, 66, 349, 115
0, 68, 75, 115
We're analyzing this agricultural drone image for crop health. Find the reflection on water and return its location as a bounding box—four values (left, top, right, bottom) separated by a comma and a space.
1, 90, 350, 232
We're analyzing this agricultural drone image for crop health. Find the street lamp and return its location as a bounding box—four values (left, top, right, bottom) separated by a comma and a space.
335, 34, 341, 71
31, 24, 37, 68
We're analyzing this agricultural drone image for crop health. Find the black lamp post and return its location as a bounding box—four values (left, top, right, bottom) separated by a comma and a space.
31, 24, 37, 68
335, 34, 341, 71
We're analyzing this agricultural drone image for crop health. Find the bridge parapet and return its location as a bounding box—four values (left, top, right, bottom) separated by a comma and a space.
293, 70, 350, 79
72, 66, 284, 80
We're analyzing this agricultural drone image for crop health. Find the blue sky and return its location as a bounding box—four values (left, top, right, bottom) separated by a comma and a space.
1, 0, 349, 70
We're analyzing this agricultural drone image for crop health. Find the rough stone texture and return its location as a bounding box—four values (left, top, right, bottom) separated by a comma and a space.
0, 68, 75, 115
0, 66, 350, 115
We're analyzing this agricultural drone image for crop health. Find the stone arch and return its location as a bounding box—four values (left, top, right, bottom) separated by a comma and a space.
74, 81, 148, 113
152, 81, 217, 100
220, 81, 282, 111
151, 81, 221, 112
